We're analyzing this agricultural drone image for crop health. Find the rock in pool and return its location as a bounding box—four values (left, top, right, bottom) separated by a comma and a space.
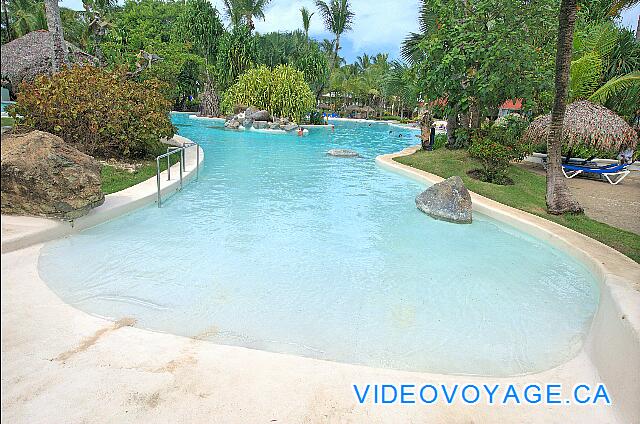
327, 149, 360, 158
415, 176, 472, 224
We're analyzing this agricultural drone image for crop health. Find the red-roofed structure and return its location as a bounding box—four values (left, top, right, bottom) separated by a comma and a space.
498, 99, 523, 116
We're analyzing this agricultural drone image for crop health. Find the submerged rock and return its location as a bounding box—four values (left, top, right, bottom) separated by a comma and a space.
282, 124, 298, 132
415, 176, 472, 224
1, 130, 104, 219
327, 149, 360, 158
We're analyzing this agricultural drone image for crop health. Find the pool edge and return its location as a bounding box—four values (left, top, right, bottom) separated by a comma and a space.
1, 135, 204, 254
376, 144, 640, 423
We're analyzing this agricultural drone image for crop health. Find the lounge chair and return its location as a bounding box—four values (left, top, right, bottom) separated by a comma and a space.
561, 162, 631, 185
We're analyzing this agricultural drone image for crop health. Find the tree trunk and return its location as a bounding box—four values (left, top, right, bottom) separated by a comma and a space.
446, 108, 458, 147
546, 0, 582, 215
460, 112, 470, 129
200, 80, 220, 117
636, 15, 639, 42
2, 0, 10, 42
470, 98, 480, 128
44, 0, 67, 72
419, 111, 433, 150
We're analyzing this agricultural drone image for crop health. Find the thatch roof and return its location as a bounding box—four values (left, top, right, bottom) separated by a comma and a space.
344, 105, 363, 112
361, 105, 375, 113
317, 103, 331, 109
1, 30, 97, 95
523, 100, 638, 152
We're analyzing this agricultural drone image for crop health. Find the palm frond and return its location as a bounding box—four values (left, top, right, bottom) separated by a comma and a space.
570, 52, 603, 100
589, 71, 640, 104
608, 0, 640, 16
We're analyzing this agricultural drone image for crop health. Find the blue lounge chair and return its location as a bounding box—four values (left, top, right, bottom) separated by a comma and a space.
562, 162, 631, 185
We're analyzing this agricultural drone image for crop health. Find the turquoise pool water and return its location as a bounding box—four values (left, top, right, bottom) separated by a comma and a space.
1, 101, 13, 113
39, 114, 599, 376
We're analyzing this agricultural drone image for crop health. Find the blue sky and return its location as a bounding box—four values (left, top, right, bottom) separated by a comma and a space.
61, 0, 640, 64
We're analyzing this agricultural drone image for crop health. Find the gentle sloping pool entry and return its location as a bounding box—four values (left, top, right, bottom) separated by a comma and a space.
39, 115, 599, 376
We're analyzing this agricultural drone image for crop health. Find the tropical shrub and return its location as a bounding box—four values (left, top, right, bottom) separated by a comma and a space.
222, 65, 314, 123
468, 115, 532, 184
11, 65, 174, 159
433, 133, 447, 150
448, 128, 471, 149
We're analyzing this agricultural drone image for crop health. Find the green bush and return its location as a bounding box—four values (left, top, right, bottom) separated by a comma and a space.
468, 115, 533, 184
433, 133, 447, 150
11, 66, 174, 159
448, 128, 471, 149
221, 65, 314, 123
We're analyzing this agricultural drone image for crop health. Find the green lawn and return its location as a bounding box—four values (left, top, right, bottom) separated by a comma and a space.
1, 117, 15, 127
101, 155, 180, 195
395, 149, 640, 263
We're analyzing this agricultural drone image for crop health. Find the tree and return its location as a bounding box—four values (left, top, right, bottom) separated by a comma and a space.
176, 0, 224, 62
300, 6, 313, 38
44, 0, 68, 71
315, 0, 354, 67
215, 24, 256, 90
222, 0, 272, 32
546, 0, 583, 214
405, 0, 558, 145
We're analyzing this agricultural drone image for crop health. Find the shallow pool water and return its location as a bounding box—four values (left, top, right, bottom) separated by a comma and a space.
39, 114, 599, 376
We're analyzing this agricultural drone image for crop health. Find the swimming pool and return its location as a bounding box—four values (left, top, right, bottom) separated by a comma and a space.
38, 114, 599, 376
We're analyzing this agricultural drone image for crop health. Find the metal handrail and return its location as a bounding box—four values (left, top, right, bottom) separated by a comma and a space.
155, 142, 200, 207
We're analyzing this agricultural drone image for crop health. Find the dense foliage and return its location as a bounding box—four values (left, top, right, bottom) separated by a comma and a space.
468, 115, 532, 184
10, 66, 174, 159
221, 65, 314, 123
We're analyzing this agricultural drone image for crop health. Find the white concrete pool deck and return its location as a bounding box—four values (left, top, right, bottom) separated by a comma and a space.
2, 143, 639, 423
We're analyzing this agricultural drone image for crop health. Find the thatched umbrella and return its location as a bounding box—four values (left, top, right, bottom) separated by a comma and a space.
343, 105, 363, 112
1, 30, 97, 97
317, 103, 331, 110
361, 105, 375, 118
523, 100, 638, 152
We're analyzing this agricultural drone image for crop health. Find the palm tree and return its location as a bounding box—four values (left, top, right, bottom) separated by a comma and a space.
355, 53, 370, 72
300, 6, 313, 38
315, 0, 354, 67
546, 0, 582, 214
222, 0, 271, 31
3, 0, 47, 41
44, 0, 67, 72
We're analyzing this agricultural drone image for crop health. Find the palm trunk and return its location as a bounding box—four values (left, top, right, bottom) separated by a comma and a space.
546, 0, 582, 215
636, 15, 639, 42
44, 0, 67, 72
334, 35, 340, 67
2, 0, 10, 42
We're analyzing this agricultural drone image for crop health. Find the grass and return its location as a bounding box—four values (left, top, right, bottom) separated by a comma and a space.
1, 117, 15, 127
395, 149, 640, 263
101, 155, 180, 195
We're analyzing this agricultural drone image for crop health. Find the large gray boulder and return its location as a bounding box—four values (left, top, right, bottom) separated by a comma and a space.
327, 149, 360, 158
250, 110, 271, 121
415, 176, 472, 224
253, 120, 269, 129
1, 130, 104, 219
